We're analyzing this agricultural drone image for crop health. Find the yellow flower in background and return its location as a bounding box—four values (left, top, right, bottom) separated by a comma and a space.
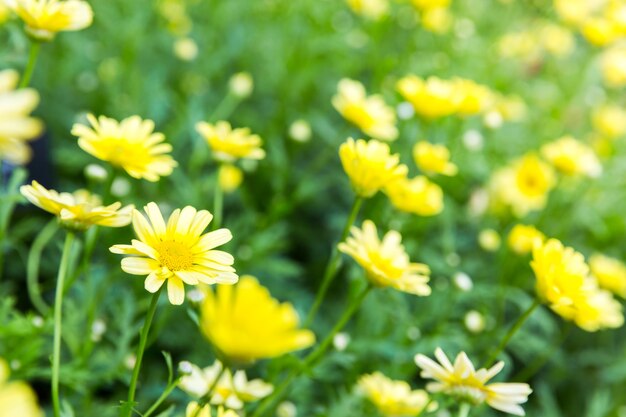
173, 37, 199, 61
478, 229, 501, 252
357, 372, 435, 417
0, 358, 44, 417
179, 360, 273, 408
415, 348, 532, 416
573, 287, 624, 331
601, 45, 626, 88
20, 180, 132, 231
186, 402, 211, 417
6, 0, 93, 41
110, 202, 238, 305
541, 136, 601, 177
397, 76, 460, 119
421, 7, 452, 34
346, 0, 389, 20
554, 0, 595, 26
541, 23, 576, 56
384, 175, 443, 216
72, 114, 178, 182
490, 94, 527, 123
413, 141, 457, 176
339, 138, 408, 198
411, 0, 450, 10
332, 79, 398, 141
200, 276, 315, 363
218, 164, 244, 193
581, 17, 621, 46
229, 72, 254, 99
453, 78, 493, 116
195, 121, 265, 163
339, 220, 432, 296
0, 69, 43, 165
592, 104, 626, 139
0, 2, 10, 24
507, 224, 544, 255
590, 254, 626, 298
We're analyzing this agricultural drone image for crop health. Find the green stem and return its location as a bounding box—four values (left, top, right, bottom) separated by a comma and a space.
513, 322, 572, 382
51, 232, 75, 417
191, 364, 228, 417
305, 196, 363, 325
484, 298, 541, 368
122, 289, 163, 417
212, 171, 224, 230
19, 42, 41, 88
26, 219, 58, 315
251, 284, 372, 417
459, 402, 471, 417
142, 377, 182, 417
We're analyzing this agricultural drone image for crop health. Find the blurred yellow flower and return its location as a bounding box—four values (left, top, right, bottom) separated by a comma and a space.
6, 0, 93, 41
186, 402, 211, 417
592, 104, 626, 139
581, 17, 621, 46
339, 220, 432, 295
196, 121, 265, 163
453, 78, 493, 116
20, 180, 132, 231
332, 78, 398, 141
415, 348, 531, 416
0, 69, 43, 165
229, 72, 254, 99
384, 175, 443, 216
110, 202, 238, 305
357, 372, 435, 417
541, 23, 576, 56
601, 45, 626, 88
421, 7, 452, 34
413, 141, 457, 176
339, 138, 407, 198
411, 0, 450, 10
507, 224, 544, 255
397, 75, 459, 119
173, 37, 199, 61
218, 164, 244, 193
554, 0, 594, 25
541, 136, 601, 177
590, 254, 626, 298
180, 360, 273, 409
478, 229, 501, 252
72, 114, 178, 182
200, 276, 315, 363
0, 3, 10, 24
346, 0, 388, 20
0, 359, 43, 417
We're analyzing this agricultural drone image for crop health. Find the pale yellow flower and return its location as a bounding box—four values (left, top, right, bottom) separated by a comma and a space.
421, 7, 452, 34
110, 202, 238, 305
396, 76, 460, 119
541, 136, 601, 177
0, 358, 43, 417
384, 175, 443, 217
478, 229, 501, 252
72, 114, 177, 182
339, 220, 431, 295
195, 121, 265, 163
507, 224, 544, 255
0, 69, 43, 165
590, 254, 626, 298
357, 372, 435, 417
415, 348, 532, 416
554, 0, 595, 25
20, 180, 132, 231
592, 104, 626, 139
332, 79, 398, 141
0, 3, 10, 25
6, 0, 93, 41
601, 44, 626, 88
339, 138, 408, 198
173, 37, 199, 61
218, 164, 244, 193
540, 23, 576, 56
413, 141, 457, 176
346, 0, 388, 20
200, 276, 315, 363
229, 72, 254, 99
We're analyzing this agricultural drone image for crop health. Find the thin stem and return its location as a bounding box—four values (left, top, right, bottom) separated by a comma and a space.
305, 196, 363, 325
19, 42, 41, 88
458, 402, 471, 417
251, 284, 372, 417
484, 299, 541, 368
212, 171, 224, 230
142, 377, 182, 417
191, 364, 228, 417
27, 219, 58, 315
122, 289, 163, 417
51, 232, 75, 417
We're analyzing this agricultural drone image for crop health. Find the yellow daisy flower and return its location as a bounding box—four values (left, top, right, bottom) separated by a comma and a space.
200, 275, 315, 363
339, 220, 431, 296
6, 0, 93, 41
339, 138, 408, 198
384, 175, 443, 217
396, 75, 460, 119
413, 141, 457, 176
507, 224, 544, 255
0, 69, 43, 165
414, 348, 532, 416
195, 121, 265, 163
540, 136, 601, 177
72, 114, 178, 182
345, 0, 389, 20
332, 78, 398, 141
592, 104, 626, 139
0, 358, 43, 417
110, 202, 238, 305
20, 180, 132, 231
589, 254, 626, 298
357, 372, 435, 417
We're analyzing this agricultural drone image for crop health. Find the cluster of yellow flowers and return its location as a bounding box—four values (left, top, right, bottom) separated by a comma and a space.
554, 0, 626, 46
498, 21, 575, 61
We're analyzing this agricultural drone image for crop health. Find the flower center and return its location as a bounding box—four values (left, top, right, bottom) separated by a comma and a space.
156, 240, 193, 271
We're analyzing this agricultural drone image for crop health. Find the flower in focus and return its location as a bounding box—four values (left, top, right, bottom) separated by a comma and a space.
110, 202, 238, 305
414, 348, 532, 416
592, 104, 626, 139
200, 276, 315, 363
357, 372, 435, 417
339, 138, 407, 198
541, 136, 601, 177
179, 360, 273, 409
229, 72, 254, 99
413, 141, 457, 176
20, 181, 132, 231
346, 0, 389, 20
339, 220, 431, 295
396, 76, 460, 119
6, 0, 93, 41
218, 164, 244, 193
384, 175, 443, 216
0, 358, 43, 417
0, 69, 43, 165
332, 79, 398, 141
195, 121, 265, 163
507, 224, 544, 255
601, 45, 626, 88
590, 254, 626, 298
72, 114, 177, 182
